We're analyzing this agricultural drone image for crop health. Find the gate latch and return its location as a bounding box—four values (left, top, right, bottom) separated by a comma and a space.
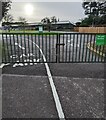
56, 43, 65, 46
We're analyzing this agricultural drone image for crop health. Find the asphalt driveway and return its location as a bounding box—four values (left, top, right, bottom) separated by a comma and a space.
2, 63, 105, 119
2, 74, 104, 119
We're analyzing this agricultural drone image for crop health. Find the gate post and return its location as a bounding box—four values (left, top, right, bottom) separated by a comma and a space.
56, 33, 59, 63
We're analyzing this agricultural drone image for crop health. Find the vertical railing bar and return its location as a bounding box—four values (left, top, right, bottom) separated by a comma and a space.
38, 34, 40, 63
65, 34, 68, 62
28, 34, 31, 63
98, 45, 101, 62
34, 34, 37, 62
49, 34, 51, 62
13, 34, 17, 63
91, 35, 95, 62
62, 34, 65, 62
72, 34, 75, 62
69, 34, 71, 62
46, 34, 48, 62
51, 34, 52, 62
59, 34, 60, 62
94, 35, 97, 62
23, 34, 27, 63
2, 34, 6, 63
2, 34, 4, 63
75, 34, 78, 62
52, 34, 54, 62
20, 34, 24, 63
31, 34, 34, 64
78, 34, 82, 62
42, 34, 44, 62
101, 45, 105, 62
104, 46, 105, 63
4, 34, 7, 63
40, 34, 42, 62
9, 34, 13, 63
88, 34, 92, 62
85, 34, 89, 62
94, 40, 98, 62
38, 34, 41, 63
53, 35, 55, 62
82, 34, 85, 62
5, 33, 10, 63
101, 45, 104, 62
16, 34, 20, 63
56, 34, 58, 63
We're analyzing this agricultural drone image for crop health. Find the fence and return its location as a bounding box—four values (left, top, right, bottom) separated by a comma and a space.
78, 27, 106, 33
2, 32, 106, 64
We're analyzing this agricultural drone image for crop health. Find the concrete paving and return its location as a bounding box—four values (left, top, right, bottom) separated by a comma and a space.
2, 75, 58, 118
53, 77, 104, 118
1, 63, 105, 119
2, 63, 105, 78
0, 74, 2, 119
2, 74, 104, 119
49, 63, 105, 78
2, 63, 47, 76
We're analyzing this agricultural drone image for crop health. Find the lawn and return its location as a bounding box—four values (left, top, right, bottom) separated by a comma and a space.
0, 30, 60, 34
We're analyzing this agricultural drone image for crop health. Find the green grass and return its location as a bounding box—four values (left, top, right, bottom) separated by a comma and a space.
3, 30, 37, 33
0, 30, 59, 35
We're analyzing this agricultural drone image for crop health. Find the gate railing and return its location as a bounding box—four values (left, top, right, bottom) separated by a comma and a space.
2, 32, 106, 64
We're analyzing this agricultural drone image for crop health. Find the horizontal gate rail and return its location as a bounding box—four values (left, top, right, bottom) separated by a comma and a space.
1, 32, 106, 64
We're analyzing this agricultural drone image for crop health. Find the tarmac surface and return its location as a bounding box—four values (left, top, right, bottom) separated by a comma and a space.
0, 73, 2, 120
2, 63, 105, 78
2, 75, 58, 118
2, 63, 105, 119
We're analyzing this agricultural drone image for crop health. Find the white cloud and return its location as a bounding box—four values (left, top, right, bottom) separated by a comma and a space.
9, 2, 85, 23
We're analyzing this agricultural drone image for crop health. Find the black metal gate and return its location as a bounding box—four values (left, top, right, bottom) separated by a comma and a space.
2, 32, 106, 64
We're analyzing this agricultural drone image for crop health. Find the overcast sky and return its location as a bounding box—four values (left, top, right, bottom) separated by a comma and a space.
9, 2, 85, 23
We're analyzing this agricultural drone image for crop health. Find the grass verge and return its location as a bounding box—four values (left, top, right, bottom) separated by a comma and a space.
87, 42, 106, 57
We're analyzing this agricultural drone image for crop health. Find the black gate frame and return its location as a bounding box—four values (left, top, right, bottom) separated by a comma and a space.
2, 32, 106, 64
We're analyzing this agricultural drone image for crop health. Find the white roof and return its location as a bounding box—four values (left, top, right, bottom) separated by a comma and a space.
54, 21, 71, 24
28, 22, 41, 25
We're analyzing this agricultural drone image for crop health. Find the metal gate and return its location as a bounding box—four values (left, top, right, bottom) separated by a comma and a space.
2, 32, 106, 64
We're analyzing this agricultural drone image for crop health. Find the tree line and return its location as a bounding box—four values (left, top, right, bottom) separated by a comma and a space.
1, 0, 106, 28
76, 1, 106, 27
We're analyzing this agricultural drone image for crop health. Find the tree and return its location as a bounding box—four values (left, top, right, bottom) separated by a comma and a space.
99, 2, 106, 15
0, 1, 12, 21
3, 14, 13, 23
18, 17, 27, 31
75, 22, 81, 27
2, 14, 14, 31
51, 16, 57, 23
41, 17, 50, 24
82, 1, 106, 26
41, 17, 51, 31
18, 17, 27, 23
80, 16, 93, 26
82, 1, 106, 16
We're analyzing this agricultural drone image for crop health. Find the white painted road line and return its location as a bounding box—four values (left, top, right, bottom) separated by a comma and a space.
28, 39, 65, 119
15, 43, 25, 50
0, 63, 10, 68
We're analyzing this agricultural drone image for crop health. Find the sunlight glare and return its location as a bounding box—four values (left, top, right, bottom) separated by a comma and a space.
24, 4, 34, 16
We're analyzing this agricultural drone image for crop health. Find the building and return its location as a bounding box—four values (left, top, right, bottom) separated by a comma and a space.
2, 21, 75, 31
51, 21, 74, 30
